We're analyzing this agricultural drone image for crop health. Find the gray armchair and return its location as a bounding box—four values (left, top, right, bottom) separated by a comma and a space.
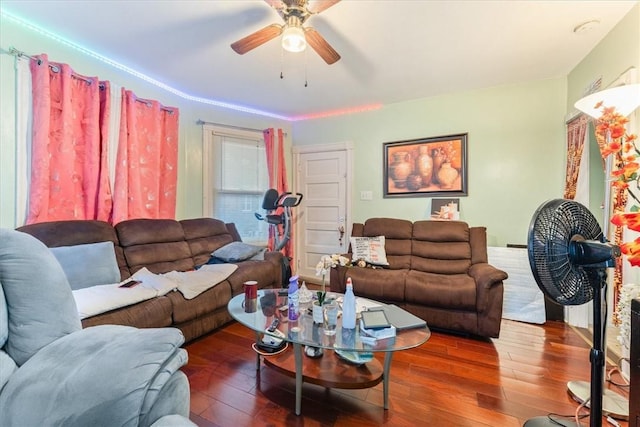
0, 229, 194, 426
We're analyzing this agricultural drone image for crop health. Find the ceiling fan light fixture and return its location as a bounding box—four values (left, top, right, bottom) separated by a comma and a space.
282, 26, 306, 53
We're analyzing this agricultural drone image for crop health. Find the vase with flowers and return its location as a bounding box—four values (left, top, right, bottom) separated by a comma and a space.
314, 254, 351, 321
312, 254, 351, 326
590, 93, 640, 352
315, 254, 351, 299
603, 103, 640, 266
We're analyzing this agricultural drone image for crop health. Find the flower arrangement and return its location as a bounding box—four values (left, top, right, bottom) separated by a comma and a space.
315, 254, 351, 303
599, 102, 639, 265
592, 100, 639, 347
614, 283, 640, 349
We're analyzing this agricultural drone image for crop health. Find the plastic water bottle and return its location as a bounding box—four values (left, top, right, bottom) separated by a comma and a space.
342, 277, 356, 329
288, 275, 299, 321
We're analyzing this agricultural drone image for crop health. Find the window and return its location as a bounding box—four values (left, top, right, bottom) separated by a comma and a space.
203, 127, 269, 244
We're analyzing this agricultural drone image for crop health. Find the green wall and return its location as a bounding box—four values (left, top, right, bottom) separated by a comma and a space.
292, 78, 567, 246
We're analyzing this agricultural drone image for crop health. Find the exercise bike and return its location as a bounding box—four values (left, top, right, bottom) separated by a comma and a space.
255, 189, 303, 285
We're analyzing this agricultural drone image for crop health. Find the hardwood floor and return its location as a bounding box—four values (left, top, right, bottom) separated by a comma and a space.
183, 319, 631, 426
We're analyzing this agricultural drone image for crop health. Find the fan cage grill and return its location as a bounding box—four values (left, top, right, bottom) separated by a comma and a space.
528, 199, 603, 306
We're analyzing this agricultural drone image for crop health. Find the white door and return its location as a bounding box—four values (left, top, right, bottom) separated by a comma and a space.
294, 143, 352, 283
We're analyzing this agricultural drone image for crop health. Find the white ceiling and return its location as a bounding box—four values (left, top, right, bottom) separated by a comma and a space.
2, 0, 637, 120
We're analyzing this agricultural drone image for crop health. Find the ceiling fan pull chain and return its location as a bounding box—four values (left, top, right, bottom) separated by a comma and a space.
280, 46, 284, 79
304, 48, 308, 87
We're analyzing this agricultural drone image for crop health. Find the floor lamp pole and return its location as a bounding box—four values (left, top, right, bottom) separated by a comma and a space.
589, 272, 606, 427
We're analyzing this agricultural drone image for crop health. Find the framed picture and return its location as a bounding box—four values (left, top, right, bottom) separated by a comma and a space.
431, 198, 460, 220
383, 133, 468, 198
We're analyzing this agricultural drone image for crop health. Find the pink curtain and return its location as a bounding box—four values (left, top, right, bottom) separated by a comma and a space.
112, 89, 179, 223
264, 128, 293, 263
27, 54, 111, 224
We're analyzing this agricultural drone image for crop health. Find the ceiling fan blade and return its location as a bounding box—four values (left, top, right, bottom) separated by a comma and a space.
264, 0, 289, 17
304, 27, 340, 64
264, 0, 285, 7
308, 0, 341, 14
231, 24, 283, 55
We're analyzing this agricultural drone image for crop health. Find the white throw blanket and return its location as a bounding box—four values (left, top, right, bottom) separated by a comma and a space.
164, 264, 238, 300
72, 264, 239, 318
73, 282, 159, 320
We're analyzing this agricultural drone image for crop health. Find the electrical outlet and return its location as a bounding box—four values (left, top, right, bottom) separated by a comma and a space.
360, 190, 373, 200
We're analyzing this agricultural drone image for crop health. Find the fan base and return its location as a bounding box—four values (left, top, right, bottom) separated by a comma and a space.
523, 416, 577, 427
567, 380, 628, 420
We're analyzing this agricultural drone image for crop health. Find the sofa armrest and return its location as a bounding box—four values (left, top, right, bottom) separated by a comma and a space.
330, 265, 348, 293
0, 325, 188, 427
469, 263, 508, 311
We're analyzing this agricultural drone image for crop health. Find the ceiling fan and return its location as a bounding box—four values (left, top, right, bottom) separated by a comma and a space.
230, 0, 341, 65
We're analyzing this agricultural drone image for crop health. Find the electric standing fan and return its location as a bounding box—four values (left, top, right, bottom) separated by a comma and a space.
525, 199, 621, 427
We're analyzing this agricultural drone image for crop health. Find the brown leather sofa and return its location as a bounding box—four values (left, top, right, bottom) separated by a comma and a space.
330, 218, 507, 338
18, 218, 284, 342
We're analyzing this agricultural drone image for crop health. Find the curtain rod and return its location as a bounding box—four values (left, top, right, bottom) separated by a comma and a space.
566, 77, 603, 124
5, 46, 40, 64
6, 47, 174, 111
6, 46, 95, 86
135, 97, 175, 114
197, 120, 287, 136
565, 68, 636, 124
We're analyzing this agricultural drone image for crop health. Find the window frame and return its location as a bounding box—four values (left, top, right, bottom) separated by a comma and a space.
202, 125, 269, 245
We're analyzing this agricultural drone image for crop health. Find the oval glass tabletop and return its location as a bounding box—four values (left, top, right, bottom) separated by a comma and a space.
227, 288, 430, 353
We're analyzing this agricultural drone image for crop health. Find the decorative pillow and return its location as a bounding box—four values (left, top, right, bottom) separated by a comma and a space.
350, 236, 390, 266
0, 229, 81, 366
249, 248, 267, 261
212, 242, 266, 262
50, 241, 120, 290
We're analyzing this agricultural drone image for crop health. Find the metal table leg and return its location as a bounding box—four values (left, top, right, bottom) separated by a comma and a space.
293, 342, 303, 415
383, 352, 393, 410
254, 331, 261, 371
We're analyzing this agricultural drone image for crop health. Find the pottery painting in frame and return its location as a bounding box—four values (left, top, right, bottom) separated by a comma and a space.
383, 133, 468, 198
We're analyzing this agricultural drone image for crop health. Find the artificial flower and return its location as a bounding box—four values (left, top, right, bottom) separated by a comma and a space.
314, 254, 350, 276
620, 238, 640, 267
611, 212, 640, 232
594, 102, 640, 246
611, 160, 639, 181
601, 140, 621, 157
315, 254, 352, 295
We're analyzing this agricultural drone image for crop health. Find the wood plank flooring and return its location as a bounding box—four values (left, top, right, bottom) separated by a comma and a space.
183, 319, 631, 426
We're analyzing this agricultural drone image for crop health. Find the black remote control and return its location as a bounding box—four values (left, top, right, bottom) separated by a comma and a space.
267, 318, 279, 333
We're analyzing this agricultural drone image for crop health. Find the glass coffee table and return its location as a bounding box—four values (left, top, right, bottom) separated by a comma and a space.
227, 289, 430, 415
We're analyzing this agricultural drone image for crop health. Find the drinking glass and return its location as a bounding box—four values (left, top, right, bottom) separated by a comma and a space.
323, 302, 338, 335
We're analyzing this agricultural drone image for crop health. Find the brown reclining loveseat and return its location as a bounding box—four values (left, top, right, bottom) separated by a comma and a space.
330, 218, 507, 338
